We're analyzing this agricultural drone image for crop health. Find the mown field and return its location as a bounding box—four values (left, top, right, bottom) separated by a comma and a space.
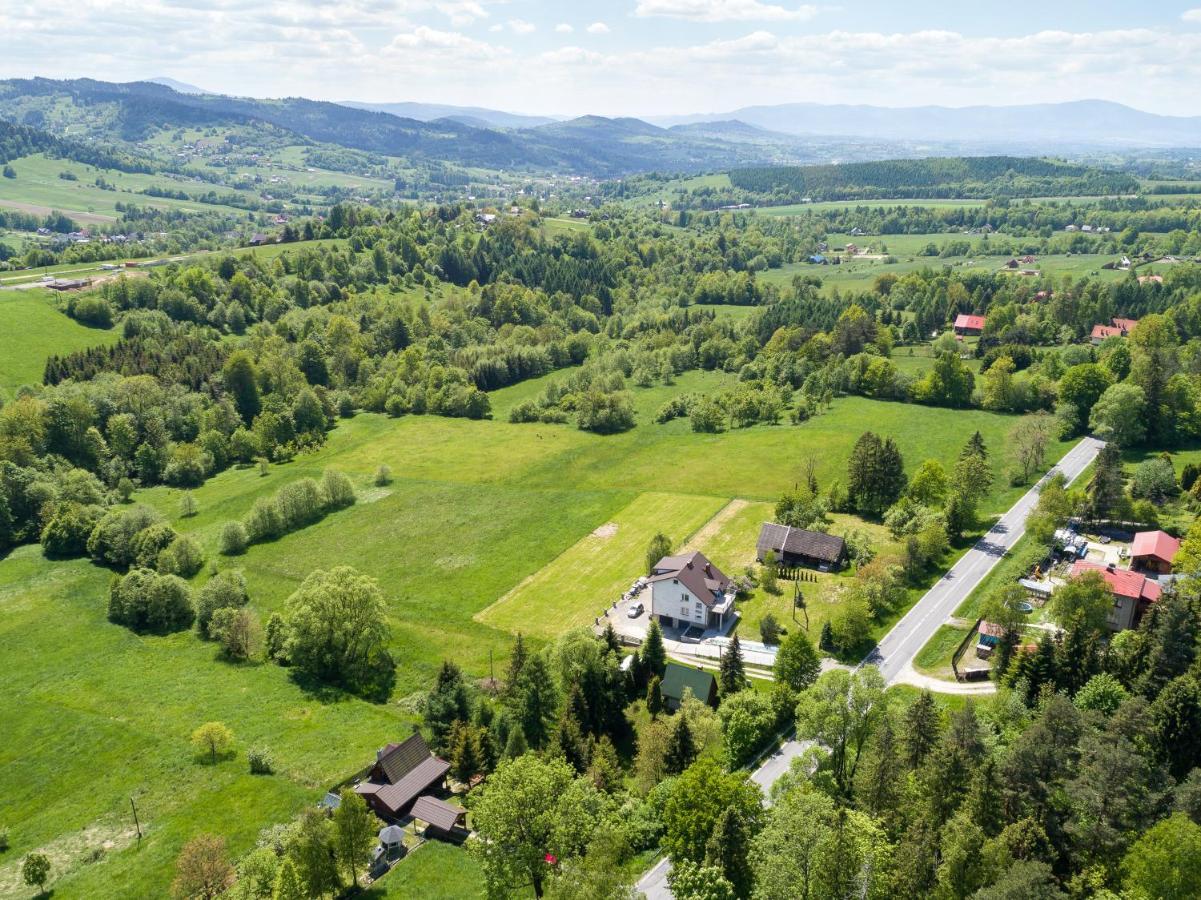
0, 289, 119, 398
0, 355, 1073, 896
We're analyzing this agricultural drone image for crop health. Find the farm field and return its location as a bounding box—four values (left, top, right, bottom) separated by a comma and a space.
0, 289, 119, 397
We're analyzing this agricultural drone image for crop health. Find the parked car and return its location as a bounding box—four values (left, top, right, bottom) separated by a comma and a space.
627, 602, 644, 619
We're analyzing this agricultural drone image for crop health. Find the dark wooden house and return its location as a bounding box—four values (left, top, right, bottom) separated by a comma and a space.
354, 733, 450, 821
756, 522, 847, 571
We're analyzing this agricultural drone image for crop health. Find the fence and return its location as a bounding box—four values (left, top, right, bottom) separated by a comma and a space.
950, 618, 989, 682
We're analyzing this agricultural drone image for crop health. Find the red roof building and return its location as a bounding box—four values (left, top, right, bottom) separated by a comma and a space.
1090, 324, 1125, 343
1112, 317, 1139, 332
1070, 560, 1161, 631
953, 313, 986, 335
1131, 530, 1181, 574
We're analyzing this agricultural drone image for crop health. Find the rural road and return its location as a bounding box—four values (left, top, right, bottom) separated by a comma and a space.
635, 737, 812, 899
864, 435, 1105, 685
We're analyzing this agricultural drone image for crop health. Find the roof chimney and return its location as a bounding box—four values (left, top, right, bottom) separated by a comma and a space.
1107, 563, 1116, 572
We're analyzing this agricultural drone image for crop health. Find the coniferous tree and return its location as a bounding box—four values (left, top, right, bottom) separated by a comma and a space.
704, 805, 756, 899
424, 660, 471, 755
503, 724, 528, 759
664, 712, 697, 774
903, 690, 940, 769
643, 619, 667, 677
858, 710, 902, 823
720, 634, 747, 696
1087, 442, 1125, 521
515, 653, 557, 750
505, 632, 528, 699
647, 675, 664, 720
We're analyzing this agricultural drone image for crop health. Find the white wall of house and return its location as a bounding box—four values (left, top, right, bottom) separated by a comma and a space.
650, 579, 709, 627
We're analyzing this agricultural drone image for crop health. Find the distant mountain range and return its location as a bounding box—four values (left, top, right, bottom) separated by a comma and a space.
340, 100, 558, 130
147, 77, 208, 96
649, 100, 1201, 148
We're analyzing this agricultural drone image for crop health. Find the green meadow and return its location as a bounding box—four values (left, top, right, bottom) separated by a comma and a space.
0, 353, 1072, 895
0, 289, 119, 398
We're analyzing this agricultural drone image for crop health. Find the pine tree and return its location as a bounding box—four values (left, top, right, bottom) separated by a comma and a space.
664, 713, 697, 774
719, 634, 747, 696
963, 431, 988, 461
449, 722, 482, 784
555, 703, 590, 773
903, 690, 940, 769
602, 621, 621, 655
1139, 589, 1200, 698
643, 619, 667, 677
647, 675, 663, 720
819, 620, 834, 652
424, 660, 471, 754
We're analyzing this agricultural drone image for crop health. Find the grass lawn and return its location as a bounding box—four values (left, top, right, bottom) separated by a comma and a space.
913, 624, 973, 678
0, 289, 119, 397
365, 840, 486, 899
754, 198, 988, 214
476, 491, 729, 639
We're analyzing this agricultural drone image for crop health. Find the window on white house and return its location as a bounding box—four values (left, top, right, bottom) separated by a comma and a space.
680, 606, 689, 617
681, 593, 688, 604
695, 603, 703, 615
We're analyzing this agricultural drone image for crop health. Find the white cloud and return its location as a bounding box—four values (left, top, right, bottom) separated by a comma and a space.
586, 21, 610, 34
383, 25, 504, 60
555, 23, 573, 34
634, 0, 820, 22
1184, 8, 1201, 22
538, 46, 608, 66
507, 18, 535, 34
489, 23, 502, 31
435, 1, 490, 27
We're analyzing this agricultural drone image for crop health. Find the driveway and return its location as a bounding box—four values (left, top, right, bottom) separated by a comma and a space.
863, 436, 1104, 685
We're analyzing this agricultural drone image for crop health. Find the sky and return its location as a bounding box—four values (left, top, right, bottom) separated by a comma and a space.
7, 1, 1201, 117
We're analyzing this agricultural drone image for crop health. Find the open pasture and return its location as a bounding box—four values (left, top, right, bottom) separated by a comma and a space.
0, 289, 118, 397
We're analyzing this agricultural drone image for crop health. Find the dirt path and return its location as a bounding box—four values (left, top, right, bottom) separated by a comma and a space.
682, 498, 748, 549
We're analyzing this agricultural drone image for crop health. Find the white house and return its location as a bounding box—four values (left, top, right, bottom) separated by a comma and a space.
648, 550, 736, 632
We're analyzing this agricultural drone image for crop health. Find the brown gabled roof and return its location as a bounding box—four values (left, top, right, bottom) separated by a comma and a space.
757, 522, 846, 565
357, 756, 450, 815
377, 733, 435, 784
411, 795, 466, 832
648, 550, 731, 607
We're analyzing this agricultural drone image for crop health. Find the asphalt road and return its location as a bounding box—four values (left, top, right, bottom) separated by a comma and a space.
864, 435, 1105, 685
635, 737, 812, 899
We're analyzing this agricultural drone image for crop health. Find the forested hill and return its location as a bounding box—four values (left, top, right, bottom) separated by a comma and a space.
0, 118, 155, 173
0, 78, 793, 175
0, 120, 58, 164
729, 156, 1140, 201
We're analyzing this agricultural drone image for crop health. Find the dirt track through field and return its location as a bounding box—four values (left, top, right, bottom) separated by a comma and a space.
683, 498, 748, 549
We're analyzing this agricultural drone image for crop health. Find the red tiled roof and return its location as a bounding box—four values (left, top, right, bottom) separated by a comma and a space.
954, 313, 986, 331
1091, 324, 1125, 340
1070, 560, 1161, 603
1131, 530, 1180, 566
1112, 317, 1139, 332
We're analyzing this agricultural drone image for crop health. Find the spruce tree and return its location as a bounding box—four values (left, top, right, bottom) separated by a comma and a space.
903, 690, 940, 769
858, 710, 901, 821
720, 635, 747, 696
664, 713, 697, 774
1087, 442, 1125, 521
503, 725, 527, 759
643, 619, 667, 677
515, 654, 557, 749
504, 632, 528, 699
647, 675, 663, 720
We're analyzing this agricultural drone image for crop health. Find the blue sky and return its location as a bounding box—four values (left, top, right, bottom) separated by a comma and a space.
7, 1, 1201, 116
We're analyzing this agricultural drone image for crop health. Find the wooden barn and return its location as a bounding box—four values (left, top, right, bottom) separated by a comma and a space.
756, 522, 847, 572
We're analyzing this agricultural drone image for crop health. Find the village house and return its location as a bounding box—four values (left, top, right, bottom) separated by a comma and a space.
648, 550, 736, 631
1090, 316, 1139, 344
1130, 530, 1181, 575
353, 733, 450, 821
1070, 560, 1161, 632
660, 662, 718, 710
953, 313, 986, 336
756, 522, 847, 572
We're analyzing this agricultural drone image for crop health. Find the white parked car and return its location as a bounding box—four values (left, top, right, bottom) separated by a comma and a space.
627, 602, 644, 619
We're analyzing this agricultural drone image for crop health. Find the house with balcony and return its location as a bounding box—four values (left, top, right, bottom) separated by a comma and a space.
648, 550, 736, 632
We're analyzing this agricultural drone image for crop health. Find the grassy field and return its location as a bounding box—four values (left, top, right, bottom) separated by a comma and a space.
477, 492, 728, 638
0, 154, 255, 220
913, 624, 973, 677
0, 361, 1075, 896
365, 840, 486, 898
0, 289, 119, 397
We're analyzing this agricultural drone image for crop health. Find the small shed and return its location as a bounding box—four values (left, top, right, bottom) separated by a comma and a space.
756, 522, 846, 571
411, 795, 468, 840
661, 663, 717, 711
